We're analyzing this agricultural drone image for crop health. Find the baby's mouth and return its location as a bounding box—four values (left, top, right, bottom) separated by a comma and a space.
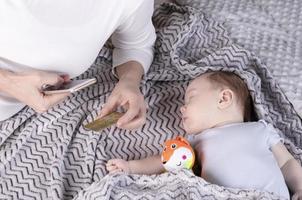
181, 118, 188, 129
176, 162, 181, 166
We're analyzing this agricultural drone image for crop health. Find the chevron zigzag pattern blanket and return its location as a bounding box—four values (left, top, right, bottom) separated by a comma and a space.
0, 3, 301, 200
175, 0, 302, 117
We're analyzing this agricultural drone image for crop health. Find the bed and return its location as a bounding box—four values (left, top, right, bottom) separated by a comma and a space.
0, 1, 301, 199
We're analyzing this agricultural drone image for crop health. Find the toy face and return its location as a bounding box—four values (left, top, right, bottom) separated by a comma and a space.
161, 136, 195, 172
162, 147, 194, 171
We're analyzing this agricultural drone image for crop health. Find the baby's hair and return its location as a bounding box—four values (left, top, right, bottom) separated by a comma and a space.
204, 71, 254, 122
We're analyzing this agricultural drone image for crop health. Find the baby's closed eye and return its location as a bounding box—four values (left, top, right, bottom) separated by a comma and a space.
185, 96, 194, 105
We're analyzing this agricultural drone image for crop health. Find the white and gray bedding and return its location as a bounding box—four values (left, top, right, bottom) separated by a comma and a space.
175, 0, 302, 117
0, 1, 301, 200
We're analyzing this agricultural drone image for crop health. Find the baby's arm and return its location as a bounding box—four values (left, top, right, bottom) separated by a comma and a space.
272, 142, 302, 199
106, 155, 165, 175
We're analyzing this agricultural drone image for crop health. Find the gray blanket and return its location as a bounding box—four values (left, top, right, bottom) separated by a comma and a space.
0, 3, 301, 200
175, 0, 302, 116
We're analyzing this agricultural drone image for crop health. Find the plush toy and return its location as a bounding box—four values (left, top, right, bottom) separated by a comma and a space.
161, 136, 195, 172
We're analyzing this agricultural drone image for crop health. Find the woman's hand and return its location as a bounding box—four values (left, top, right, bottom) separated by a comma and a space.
98, 61, 146, 130
99, 79, 146, 130
0, 69, 70, 113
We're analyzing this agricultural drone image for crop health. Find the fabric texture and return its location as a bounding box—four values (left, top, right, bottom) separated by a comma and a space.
174, 0, 302, 117
0, 2, 301, 200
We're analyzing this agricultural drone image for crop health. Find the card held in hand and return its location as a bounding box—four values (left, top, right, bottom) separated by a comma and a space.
84, 112, 124, 131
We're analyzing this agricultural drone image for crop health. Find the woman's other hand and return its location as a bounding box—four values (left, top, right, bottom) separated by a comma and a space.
0, 69, 70, 113
99, 61, 146, 130
99, 78, 146, 130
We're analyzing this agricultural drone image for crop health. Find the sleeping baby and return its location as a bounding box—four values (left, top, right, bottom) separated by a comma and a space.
106, 71, 302, 199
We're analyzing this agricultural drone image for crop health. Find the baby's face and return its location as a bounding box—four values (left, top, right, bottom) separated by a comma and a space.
180, 75, 220, 134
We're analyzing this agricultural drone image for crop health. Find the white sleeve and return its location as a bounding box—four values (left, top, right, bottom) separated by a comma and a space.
264, 121, 284, 150
111, 0, 156, 75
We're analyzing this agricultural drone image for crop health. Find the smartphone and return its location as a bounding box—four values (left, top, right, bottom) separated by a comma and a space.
42, 78, 97, 94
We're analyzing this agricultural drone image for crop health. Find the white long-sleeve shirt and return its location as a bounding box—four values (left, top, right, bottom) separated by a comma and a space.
0, 0, 156, 121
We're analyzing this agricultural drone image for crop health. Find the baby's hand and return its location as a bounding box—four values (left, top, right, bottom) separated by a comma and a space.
293, 190, 302, 200
106, 159, 131, 174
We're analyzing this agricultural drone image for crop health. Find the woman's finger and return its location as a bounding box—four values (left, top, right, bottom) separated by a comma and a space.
117, 100, 140, 127
43, 92, 70, 108
99, 96, 119, 118
118, 108, 146, 130
32, 91, 69, 113
60, 74, 70, 83
40, 72, 65, 88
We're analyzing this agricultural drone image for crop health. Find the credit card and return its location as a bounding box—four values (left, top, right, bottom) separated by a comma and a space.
84, 112, 124, 131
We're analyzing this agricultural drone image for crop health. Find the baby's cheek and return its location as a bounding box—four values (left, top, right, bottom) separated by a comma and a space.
183, 121, 194, 134
192, 120, 207, 133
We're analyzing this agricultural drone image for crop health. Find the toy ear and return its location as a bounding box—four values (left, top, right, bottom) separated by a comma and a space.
160, 143, 166, 150
176, 136, 190, 146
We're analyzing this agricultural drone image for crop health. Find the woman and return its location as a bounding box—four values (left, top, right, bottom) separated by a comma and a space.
0, 0, 156, 130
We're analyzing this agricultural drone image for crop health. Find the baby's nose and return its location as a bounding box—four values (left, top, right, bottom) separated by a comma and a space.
180, 106, 186, 114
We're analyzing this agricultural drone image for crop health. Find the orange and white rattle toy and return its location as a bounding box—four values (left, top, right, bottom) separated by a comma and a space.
161, 136, 195, 171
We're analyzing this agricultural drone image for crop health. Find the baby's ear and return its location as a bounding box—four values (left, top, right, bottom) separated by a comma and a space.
218, 89, 234, 109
